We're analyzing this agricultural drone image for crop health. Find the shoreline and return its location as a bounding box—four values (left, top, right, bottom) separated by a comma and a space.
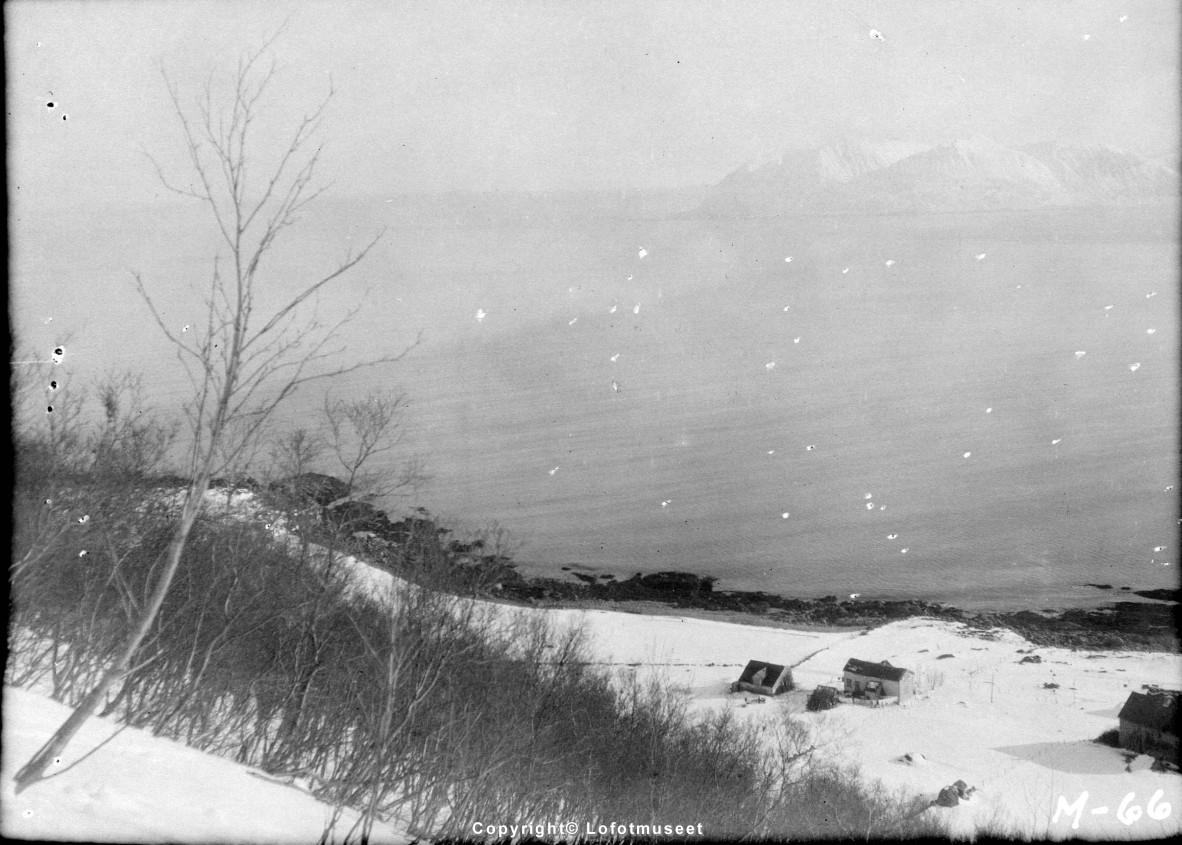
493, 571, 1180, 652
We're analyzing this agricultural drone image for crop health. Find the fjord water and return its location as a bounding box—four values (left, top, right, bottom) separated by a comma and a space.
18, 200, 1178, 610
345, 204, 1179, 611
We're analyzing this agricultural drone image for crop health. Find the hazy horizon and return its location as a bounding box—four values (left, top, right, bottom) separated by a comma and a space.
9, 0, 1179, 206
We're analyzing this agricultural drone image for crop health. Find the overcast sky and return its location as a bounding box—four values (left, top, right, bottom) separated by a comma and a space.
8, 0, 1180, 201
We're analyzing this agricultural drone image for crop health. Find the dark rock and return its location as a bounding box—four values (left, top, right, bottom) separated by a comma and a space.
934, 786, 960, 807
1133, 589, 1180, 603
638, 571, 715, 593
271, 473, 350, 506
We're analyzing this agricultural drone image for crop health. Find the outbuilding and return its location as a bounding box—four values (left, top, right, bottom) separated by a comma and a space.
1118, 690, 1179, 763
732, 660, 794, 696
842, 658, 915, 703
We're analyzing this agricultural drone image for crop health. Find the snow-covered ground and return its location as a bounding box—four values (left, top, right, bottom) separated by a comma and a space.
7, 489, 1179, 841
566, 610, 1182, 840
1, 687, 410, 844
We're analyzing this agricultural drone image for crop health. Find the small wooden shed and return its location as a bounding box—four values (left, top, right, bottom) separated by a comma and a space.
1118, 690, 1179, 763
732, 660, 794, 696
842, 658, 915, 703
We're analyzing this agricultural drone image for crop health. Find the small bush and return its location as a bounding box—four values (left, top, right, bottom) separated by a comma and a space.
807, 685, 840, 712
1094, 727, 1120, 747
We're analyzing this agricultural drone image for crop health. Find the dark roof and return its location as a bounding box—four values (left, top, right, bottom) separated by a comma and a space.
737, 660, 789, 687
1119, 691, 1180, 733
843, 658, 911, 682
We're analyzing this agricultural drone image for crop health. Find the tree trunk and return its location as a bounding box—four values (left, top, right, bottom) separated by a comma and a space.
13, 483, 207, 794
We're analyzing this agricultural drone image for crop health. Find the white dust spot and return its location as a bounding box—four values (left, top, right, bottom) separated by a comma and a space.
1074, 351, 1086, 359
901, 548, 909, 554
806, 445, 816, 451
1120, 15, 1128, 22
475, 309, 486, 323
793, 337, 801, 344
985, 407, 993, 413
850, 593, 860, 599
612, 381, 620, 393
627, 275, 633, 281
765, 361, 776, 370
963, 452, 972, 459
1146, 291, 1156, 298
610, 353, 620, 362
609, 305, 618, 314
1104, 305, 1113, 311
182, 324, 190, 333
1051, 439, 1061, 445
885, 259, 895, 267
1129, 363, 1141, 372
767, 450, 775, 455
1082, 34, 1091, 41
783, 305, 791, 311
568, 317, 578, 326
1165, 486, 1175, 491
78, 514, 89, 524
638, 248, 647, 259
781, 512, 790, 519
864, 493, 873, 500
549, 466, 559, 476
869, 29, 884, 41
1154, 546, 1166, 552
785, 256, 793, 263
1146, 328, 1156, 335
976, 253, 986, 261
866, 503, 875, 510
888, 533, 898, 540
879, 505, 886, 511
661, 500, 671, 508
842, 268, 850, 274
78, 550, 87, 557
633, 304, 641, 315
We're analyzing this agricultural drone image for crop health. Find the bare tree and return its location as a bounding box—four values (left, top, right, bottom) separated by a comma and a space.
13, 38, 415, 793
323, 391, 425, 503
267, 425, 326, 482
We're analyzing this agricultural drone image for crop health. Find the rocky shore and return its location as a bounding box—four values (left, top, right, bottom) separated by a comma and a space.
496, 570, 1180, 653
178, 476, 1180, 654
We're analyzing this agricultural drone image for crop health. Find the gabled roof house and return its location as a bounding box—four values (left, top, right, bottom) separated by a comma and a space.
1118, 690, 1179, 763
732, 660, 794, 696
842, 658, 915, 703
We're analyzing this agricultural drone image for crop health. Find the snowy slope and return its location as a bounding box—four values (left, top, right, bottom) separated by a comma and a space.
836, 137, 1071, 212
8, 489, 1177, 841
1, 687, 411, 844
573, 612, 1182, 840
701, 140, 924, 216
1021, 141, 1180, 202
703, 137, 1177, 215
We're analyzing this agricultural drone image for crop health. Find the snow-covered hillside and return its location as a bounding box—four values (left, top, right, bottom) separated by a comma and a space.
1022, 141, 1181, 202
1, 687, 410, 844
324, 537, 1182, 839
702, 137, 1179, 215
7, 489, 1178, 841
566, 611, 1182, 840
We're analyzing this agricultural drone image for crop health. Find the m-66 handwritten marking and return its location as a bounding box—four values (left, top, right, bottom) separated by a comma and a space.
1053, 790, 1172, 829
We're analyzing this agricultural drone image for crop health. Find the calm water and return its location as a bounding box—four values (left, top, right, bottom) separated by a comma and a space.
15, 199, 1179, 610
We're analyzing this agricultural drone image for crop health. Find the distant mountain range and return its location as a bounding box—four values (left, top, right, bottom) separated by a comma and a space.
701, 138, 1179, 216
